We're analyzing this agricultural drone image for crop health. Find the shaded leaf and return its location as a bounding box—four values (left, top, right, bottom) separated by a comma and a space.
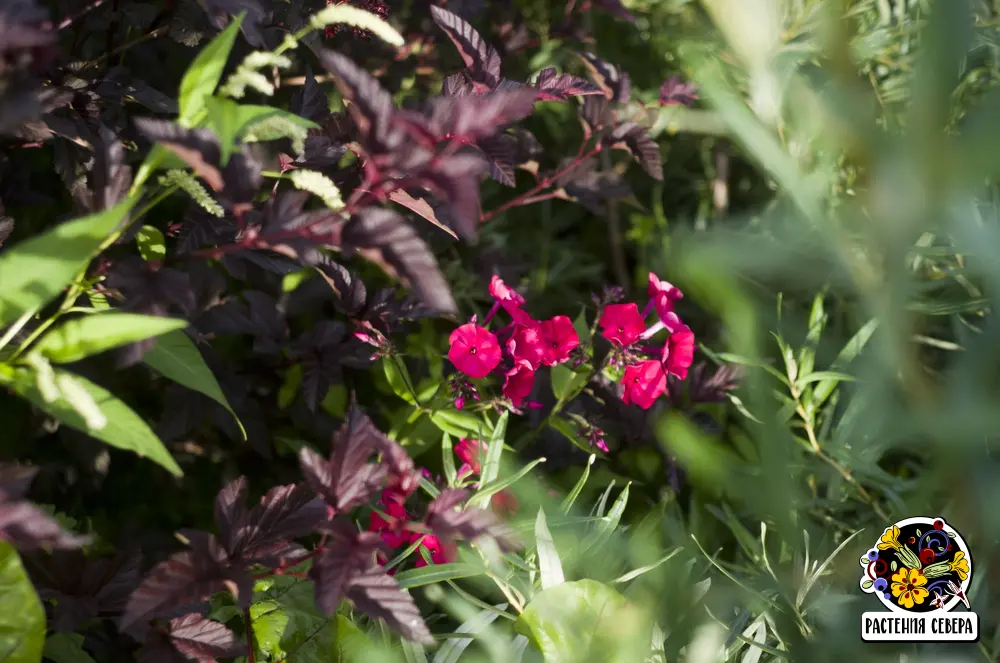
342, 208, 457, 316
0, 541, 45, 663
425, 488, 521, 551
430, 6, 502, 90
346, 566, 433, 644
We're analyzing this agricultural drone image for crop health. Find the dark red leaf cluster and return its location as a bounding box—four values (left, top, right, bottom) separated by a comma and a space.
0, 465, 90, 551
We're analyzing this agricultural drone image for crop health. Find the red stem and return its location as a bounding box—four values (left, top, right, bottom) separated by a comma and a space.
480, 143, 602, 223
57, 0, 110, 30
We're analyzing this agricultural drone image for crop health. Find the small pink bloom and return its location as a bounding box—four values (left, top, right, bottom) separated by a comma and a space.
489, 275, 525, 306
489, 275, 534, 326
455, 438, 486, 478
538, 316, 579, 366
507, 325, 545, 369
621, 360, 668, 410
368, 502, 411, 548
455, 396, 465, 410
599, 303, 646, 347
413, 533, 458, 567
663, 321, 696, 380
502, 360, 536, 406
648, 272, 684, 321
448, 323, 502, 379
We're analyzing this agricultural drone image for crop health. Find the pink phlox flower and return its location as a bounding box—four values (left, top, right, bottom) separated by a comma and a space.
662, 319, 696, 380
448, 323, 502, 379
507, 325, 546, 369
599, 302, 647, 347
538, 315, 579, 366
647, 272, 684, 321
368, 501, 411, 548
412, 533, 457, 567
455, 437, 486, 479
502, 359, 536, 406
621, 359, 668, 410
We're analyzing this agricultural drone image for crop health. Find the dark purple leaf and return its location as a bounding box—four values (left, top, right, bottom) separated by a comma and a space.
388, 189, 460, 238
659, 76, 699, 106
310, 520, 387, 614
421, 152, 487, 242
133, 117, 262, 207
0, 464, 89, 551
292, 67, 330, 123
342, 208, 458, 316
0, 215, 13, 248
532, 68, 603, 102
289, 321, 372, 412
120, 532, 249, 632
672, 362, 744, 404
430, 6, 502, 90
315, 50, 395, 148
609, 123, 662, 180
424, 488, 521, 551
0, 0, 53, 55
139, 613, 243, 663
475, 134, 516, 186
556, 157, 632, 215
579, 96, 612, 136
426, 89, 538, 141
298, 405, 390, 513
346, 566, 433, 644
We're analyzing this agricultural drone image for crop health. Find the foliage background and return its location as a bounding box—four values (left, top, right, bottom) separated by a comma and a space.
3, 0, 1000, 661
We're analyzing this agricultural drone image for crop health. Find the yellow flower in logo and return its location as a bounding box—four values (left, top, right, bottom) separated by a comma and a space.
891, 567, 929, 609
878, 525, 902, 551
950, 551, 970, 581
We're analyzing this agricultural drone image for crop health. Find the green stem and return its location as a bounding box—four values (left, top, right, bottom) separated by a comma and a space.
0, 309, 37, 353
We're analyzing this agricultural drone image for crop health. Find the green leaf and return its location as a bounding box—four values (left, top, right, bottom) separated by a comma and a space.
429, 409, 493, 439
560, 454, 595, 514
479, 410, 508, 489
550, 364, 591, 404
204, 98, 318, 164
515, 580, 652, 663
0, 542, 46, 663
178, 14, 244, 125
278, 363, 303, 409
535, 508, 564, 589
0, 198, 135, 328
11, 367, 181, 475
34, 313, 188, 364
143, 330, 246, 440
394, 563, 481, 589
383, 357, 417, 405
135, 225, 166, 261
467, 457, 545, 508
441, 432, 458, 487
795, 371, 855, 388
42, 633, 95, 663
572, 307, 591, 344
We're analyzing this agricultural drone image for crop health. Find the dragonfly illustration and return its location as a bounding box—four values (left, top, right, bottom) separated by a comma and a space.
929, 589, 946, 610
945, 580, 971, 610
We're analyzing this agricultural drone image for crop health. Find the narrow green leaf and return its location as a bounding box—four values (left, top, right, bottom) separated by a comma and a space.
468, 457, 545, 508
135, 225, 166, 261
394, 563, 481, 589
0, 198, 135, 328
560, 454, 595, 514
795, 371, 856, 388
143, 330, 246, 440
0, 542, 45, 663
535, 508, 564, 590
479, 410, 508, 489
441, 432, 458, 487
432, 606, 506, 663
34, 313, 188, 364
11, 367, 182, 476
430, 410, 493, 439
178, 14, 244, 124
613, 548, 681, 585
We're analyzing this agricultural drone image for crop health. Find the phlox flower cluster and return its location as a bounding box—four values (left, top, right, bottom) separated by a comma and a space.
446, 273, 696, 413
597, 273, 696, 409
447, 275, 580, 408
